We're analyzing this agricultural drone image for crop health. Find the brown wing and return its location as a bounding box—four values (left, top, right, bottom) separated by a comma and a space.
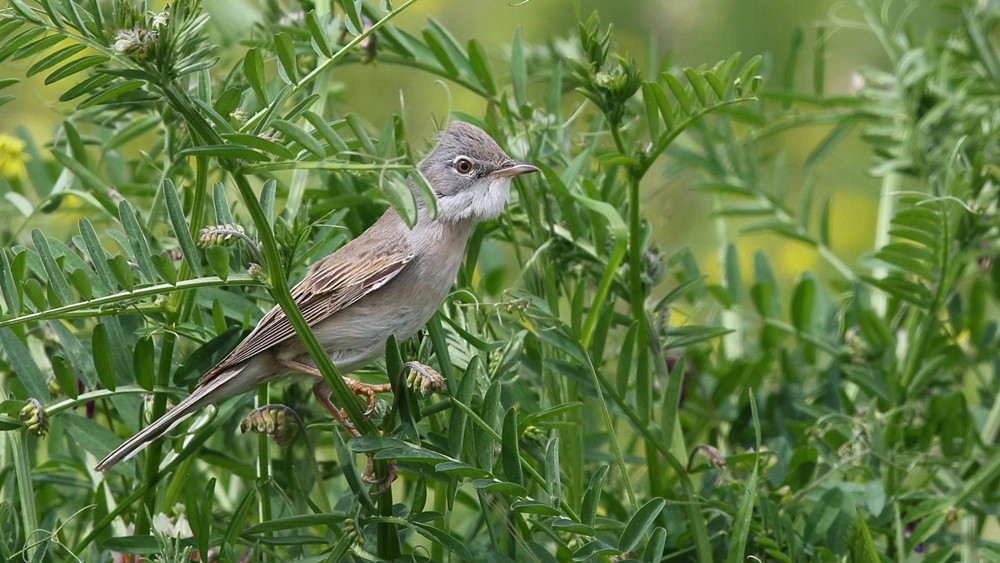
198, 236, 414, 385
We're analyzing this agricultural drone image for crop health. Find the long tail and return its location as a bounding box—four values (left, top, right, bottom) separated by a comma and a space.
95, 365, 247, 472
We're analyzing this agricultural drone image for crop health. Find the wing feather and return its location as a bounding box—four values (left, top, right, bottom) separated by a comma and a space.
198, 237, 413, 385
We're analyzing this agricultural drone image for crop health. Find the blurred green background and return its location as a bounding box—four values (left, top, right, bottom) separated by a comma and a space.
0, 0, 948, 292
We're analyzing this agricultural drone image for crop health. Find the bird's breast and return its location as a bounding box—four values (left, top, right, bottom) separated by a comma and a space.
303, 219, 473, 370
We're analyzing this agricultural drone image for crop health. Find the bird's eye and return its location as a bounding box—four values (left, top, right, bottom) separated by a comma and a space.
454, 157, 473, 174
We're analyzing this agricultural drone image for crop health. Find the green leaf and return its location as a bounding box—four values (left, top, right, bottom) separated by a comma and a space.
467, 39, 495, 95
59, 73, 115, 101
345, 113, 377, 156
501, 407, 522, 485
580, 465, 609, 527
133, 336, 154, 391
243, 47, 267, 105
50, 148, 115, 213
77, 218, 115, 293
571, 539, 618, 561
0, 251, 19, 314
91, 322, 115, 391
12, 33, 65, 61
31, 229, 73, 305
77, 79, 145, 108
471, 479, 528, 497
662, 71, 691, 114
205, 246, 230, 282
410, 522, 473, 561
51, 354, 78, 399
373, 445, 451, 464
339, 0, 364, 35
0, 328, 49, 401
0, 27, 45, 62
544, 438, 561, 509
223, 490, 256, 550
846, 510, 880, 563
642, 528, 667, 563
177, 145, 270, 162
641, 82, 660, 139
448, 357, 478, 458
302, 111, 348, 154
380, 174, 417, 227
162, 179, 203, 277
274, 32, 297, 84
271, 120, 325, 159
259, 179, 276, 228
703, 70, 727, 99
118, 201, 155, 284
619, 498, 666, 553
434, 461, 490, 479
26, 44, 84, 77
305, 11, 332, 58
22, 278, 45, 310
219, 133, 294, 160
723, 243, 742, 306
510, 499, 560, 517
475, 380, 500, 472
791, 275, 815, 332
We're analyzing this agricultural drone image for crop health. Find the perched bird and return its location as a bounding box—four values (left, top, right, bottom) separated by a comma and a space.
95, 121, 538, 485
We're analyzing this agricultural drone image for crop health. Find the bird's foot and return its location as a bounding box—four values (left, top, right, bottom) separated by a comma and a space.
362, 454, 397, 495
343, 377, 393, 417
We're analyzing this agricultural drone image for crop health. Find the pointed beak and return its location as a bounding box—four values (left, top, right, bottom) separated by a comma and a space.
493, 162, 540, 178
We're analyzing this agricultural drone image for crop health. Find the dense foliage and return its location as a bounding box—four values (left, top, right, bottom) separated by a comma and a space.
0, 0, 999, 561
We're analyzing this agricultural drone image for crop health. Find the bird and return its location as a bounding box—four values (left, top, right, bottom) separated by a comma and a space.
95, 121, 538, 486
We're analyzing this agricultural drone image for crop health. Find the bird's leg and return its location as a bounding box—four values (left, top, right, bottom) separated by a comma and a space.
280, 358, 391, 416
279, 358, 396, 491
312, 378, 397, 492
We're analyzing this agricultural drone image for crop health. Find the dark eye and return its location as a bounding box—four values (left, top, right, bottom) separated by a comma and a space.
454, 157, 473, 174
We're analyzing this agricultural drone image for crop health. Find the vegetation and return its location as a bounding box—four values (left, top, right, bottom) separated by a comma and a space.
0, 0, 999, 561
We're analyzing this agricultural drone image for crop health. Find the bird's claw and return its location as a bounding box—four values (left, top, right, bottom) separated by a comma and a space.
362, 454, 397, 494
343, 377, 391, 418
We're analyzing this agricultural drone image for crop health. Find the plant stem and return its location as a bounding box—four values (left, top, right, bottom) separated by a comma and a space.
256, 387, 273, 555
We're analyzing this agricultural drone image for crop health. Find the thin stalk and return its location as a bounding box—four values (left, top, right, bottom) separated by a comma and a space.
376, 475, 399, 560
256, 387, 273, 553
0, 275, 264, 329
621, 133, 658, 502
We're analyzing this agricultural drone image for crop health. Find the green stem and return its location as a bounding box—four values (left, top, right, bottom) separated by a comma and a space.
0, 275, 264, 329
256, 387, 273, 554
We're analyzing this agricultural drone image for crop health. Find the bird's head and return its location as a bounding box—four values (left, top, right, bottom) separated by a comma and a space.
418, 121, 538, 223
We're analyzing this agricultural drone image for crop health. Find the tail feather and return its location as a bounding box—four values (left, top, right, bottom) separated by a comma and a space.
95, 365, 247, 472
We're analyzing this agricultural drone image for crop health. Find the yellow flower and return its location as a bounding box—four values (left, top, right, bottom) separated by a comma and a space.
0, 134, 28, 179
